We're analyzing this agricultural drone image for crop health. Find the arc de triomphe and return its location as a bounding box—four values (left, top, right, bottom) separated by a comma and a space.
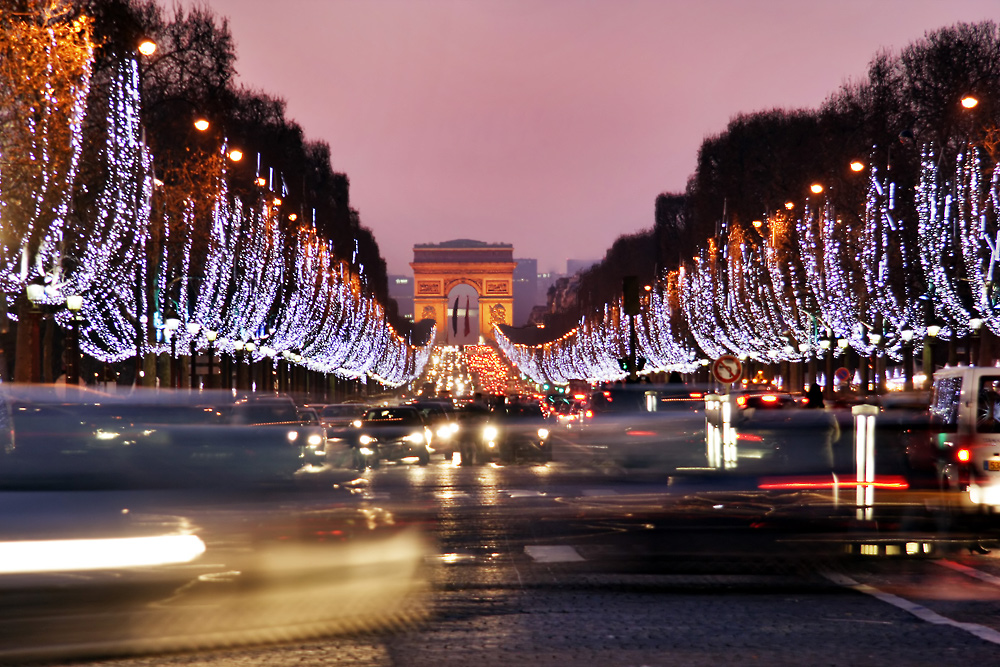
411, 240, 516, 344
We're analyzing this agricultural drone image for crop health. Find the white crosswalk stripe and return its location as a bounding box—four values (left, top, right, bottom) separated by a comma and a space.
524, 545, 585, 562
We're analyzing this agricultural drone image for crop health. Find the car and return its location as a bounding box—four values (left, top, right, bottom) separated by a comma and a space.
354, 406, 432, 468
576, 385, 706, 470
480, 401, 552, 463
227, 396, 329, 468
318, 403, 370, 440
408, 400, 462, 459
730, 388, 839, 474
914, 366, 1000, 507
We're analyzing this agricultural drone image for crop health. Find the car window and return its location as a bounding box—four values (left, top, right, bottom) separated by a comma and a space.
929, 375, 962, 432
976, 376, 1000, 433
364, 408, 422, 425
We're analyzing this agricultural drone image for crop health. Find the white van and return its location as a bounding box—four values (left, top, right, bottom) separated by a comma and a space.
928, 366, 1000, 506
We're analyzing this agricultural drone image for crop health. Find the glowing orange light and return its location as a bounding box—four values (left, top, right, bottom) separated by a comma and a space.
288, 213, 298, 222
255, 177, 267, 187
137, 39, 157, 56
227, 149, 243, 162
961, 96, 979, 109
273, 197, 282, 206
752, 220, 763, 229
193, 118, 210, 132
758, 475, 909, 490
784, 201, 795, 210
849, 161, 864, 172
957, 448, 971, 462
810, 183, 824, 194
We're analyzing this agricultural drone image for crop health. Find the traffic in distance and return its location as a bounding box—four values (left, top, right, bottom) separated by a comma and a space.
3, 344, 1000, 661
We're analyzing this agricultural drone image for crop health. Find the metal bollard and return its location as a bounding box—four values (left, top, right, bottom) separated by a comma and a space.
853, 404, 879, 520
704, 394, 722, 469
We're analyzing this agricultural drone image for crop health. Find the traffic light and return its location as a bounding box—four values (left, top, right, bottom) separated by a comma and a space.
622, 276, 640, 316
636, 356, 646, 372
618, 358, 629, 372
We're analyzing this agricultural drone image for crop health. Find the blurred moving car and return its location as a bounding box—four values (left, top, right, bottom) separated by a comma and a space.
228, 396, 329, 468
319, 403, 370, 441
578, 385, 706, 469
481, 401, 552, 462
409, 400, 461, 460
731, 388, 839, 474
354, 406, 432, 468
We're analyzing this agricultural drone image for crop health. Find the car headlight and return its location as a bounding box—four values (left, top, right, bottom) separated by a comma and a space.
538, 428, 549, 439
436, 426, 452, 440
352, 419, 362, 428
359, 446, 374, 456
483, 426, 498, 441
359, 434, 374, 445
405, 431, 426, 444
287, 431, 299, 442
450, 423, 459, 434
307, 433, 324, 447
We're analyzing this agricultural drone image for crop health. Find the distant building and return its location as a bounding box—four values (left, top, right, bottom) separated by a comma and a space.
566, 258, 600, 276
536, 270, 564, 308
513, 258, 538, 326
388, 274, 414, 321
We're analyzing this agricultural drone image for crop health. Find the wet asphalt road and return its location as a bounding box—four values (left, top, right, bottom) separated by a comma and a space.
17, 428, 1000, 665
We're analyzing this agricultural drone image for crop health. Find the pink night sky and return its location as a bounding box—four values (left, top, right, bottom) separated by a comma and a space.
180, 0, 997, 276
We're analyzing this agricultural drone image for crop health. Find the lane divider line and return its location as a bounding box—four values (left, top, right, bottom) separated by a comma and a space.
936, 559, 1000, 587
823, 572, 1000, 646
524, 545, 585, 563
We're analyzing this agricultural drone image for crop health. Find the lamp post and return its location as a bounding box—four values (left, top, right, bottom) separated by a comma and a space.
186, 322, 200, 389
924, 323, 941, 389
65, 295, 83, 386
969, 318, 984, 366
245, 341, 256, 392
164, 309, 180, 388
205, 329, 217, 389
798, 341, 811, 392
869, 329, 883, 395
837, 337, 850, 392
820, 331, 833, 398
901, 327, 914, 391
234, 340, 246, 390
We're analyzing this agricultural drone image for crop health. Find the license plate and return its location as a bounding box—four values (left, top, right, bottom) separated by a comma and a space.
987, 460, 1000, 472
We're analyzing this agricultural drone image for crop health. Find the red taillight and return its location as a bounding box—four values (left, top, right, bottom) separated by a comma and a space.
761, 395, 778, 403
585, 410, 593, 418
737, 432, 763, 442
737, 396, 747, 408
957, 448, 972, 463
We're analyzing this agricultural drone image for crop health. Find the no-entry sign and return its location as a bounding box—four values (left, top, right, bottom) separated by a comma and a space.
711, 355, 742, 385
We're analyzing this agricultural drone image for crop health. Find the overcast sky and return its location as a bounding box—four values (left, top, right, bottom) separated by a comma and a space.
178, 0, 997, 276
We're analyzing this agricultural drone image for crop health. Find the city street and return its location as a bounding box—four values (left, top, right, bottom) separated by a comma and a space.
47, 429, 1000, 666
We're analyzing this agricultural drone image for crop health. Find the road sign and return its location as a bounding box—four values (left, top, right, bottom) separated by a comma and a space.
834, 367, 850, 382
711, 355, 742, 385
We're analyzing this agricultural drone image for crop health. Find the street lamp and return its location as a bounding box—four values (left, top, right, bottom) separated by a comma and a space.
969, 317, 984, 365
819, 332, 833, 398
164, 308, 180, 388
65, 295, 83, 386
901, 327, 914, 391
234, 339, 246, 390
205, 329, 217, 389
186, 322, 201, 389
961, 95, 979, 109
245, 341, 256, 391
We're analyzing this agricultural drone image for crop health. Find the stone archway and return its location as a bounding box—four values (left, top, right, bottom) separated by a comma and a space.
411, 240, 516, 344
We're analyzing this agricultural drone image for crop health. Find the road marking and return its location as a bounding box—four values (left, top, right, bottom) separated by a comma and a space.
937, 559, 1000, 587
582, 489, 620, 496
505, 489, 546, 498
824, 572, 1000, 645
524, 545, 585, 562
